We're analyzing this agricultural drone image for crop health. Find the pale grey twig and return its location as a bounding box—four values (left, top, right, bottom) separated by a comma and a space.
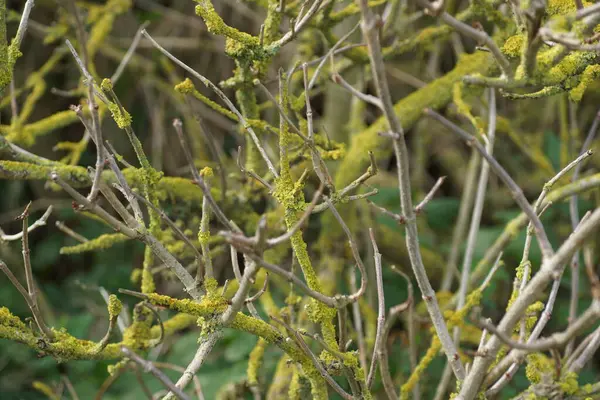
131, 191, 203, 279
55, 221, 88, 243
50, 173, 202, 300
0, 258, 54, 339
350, 269, 368, 375
331, 72, 383, 110
171, 119, 236, 233
324, 198, 367, 303
162, 332, 222, 400
236, 146, 272, 191
455, 88, 496, 365
425, 108, 554, 261
14, 0, 35, 50
569, 327, 600, 373
457, 207, 600, 400
122, 346, 191, 400
367, 228, 385, 389
271, 316, 354, 400
0, 206, 52, 242
415, 176, 446, 214
476, 300, 600, 352
567, 109, 600, 357
111, 21, 151, 84
441, 150, 479, 291
308, 22, 360, 90
486, 213, 593, 394
358, 0, 464, 379
142, 30, 279, 178
19, 204, 54, 339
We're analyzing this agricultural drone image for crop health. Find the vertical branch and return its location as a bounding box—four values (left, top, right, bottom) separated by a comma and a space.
566, 109, 600, 357
356, 0, 465, 380
455, 89, 496, 345
367, 228, 385, 388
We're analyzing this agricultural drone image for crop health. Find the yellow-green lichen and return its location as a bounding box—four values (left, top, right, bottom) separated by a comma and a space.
247, 337, 267, 386
569, 64, 600, 102
525, 353, 553, 384
107, 295, 123, 318
107, 101, 132, 129
502, 34, 525, 58
400, 337, 441, 400
559, 371, 579, 395
60, 233, 129, 254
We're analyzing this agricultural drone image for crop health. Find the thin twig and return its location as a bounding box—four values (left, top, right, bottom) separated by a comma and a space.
425, 108, 554, 261
55, 221, 88, 243
476, 300, 600, 352
271, 316, 353, 400
455, 88, 496, 354
65, 40, 104, 204
414, 176, 446, 214
122, 346, 191, 400
111, 21, 151, 84
457, 207, 600, 399
367, 229, 385, 388
172, 119, 237, 232
142, 30, 279, 178
162, 332, 222, 400
1, 206, 52, 242
566, 109, 600, 357
358, 0, 465, 379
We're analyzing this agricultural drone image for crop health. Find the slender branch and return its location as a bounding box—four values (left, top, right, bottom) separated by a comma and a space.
566, 109, 600, 357
441, 150, 479, 291
455, 88, 495, 358
425, 108, 554, 261
271, 316, 354, 400
162, 332, 222, 400
142, 30, 279, 178
358, 0, 464, 379
475, 300, 600, 352
0, 206, 52, 242
122, 346, 191, 400
111, 21, 150, 84
65, 39, 104, 204
414, 176, 446, 214
172, 119, 237, 232
457, 207, 600, 399
55, 221, 88, 243
367, 228, 385, 388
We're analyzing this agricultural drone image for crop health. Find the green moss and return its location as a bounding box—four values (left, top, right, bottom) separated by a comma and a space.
153, 313, 196, 338
0, 160, 89, 185
0, 307, 28, 331
60, 233, 129, 254
3, 110, 79, 145
141, 266, 156, 294
453, 82, 486, 136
